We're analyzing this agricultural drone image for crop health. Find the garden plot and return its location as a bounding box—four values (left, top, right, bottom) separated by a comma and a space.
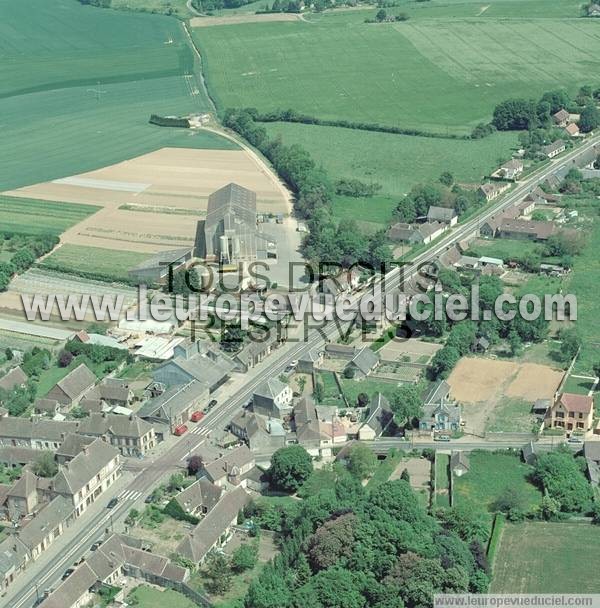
378, 338, 442, 364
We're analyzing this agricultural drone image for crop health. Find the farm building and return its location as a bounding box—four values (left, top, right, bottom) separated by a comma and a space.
498, 218, 556, 241
127, 247, 194, 285
478, 182, 510, 202
427, 206, 458, 226
45, 364, 97, 407
552, 109, 570, 127
494, 159, 524, 180
450, 451, 470, 477
344, 347, 380, 379
541, 140, 566, 159
196, 183, 276, 264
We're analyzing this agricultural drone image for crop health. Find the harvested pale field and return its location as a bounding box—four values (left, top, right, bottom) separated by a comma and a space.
190, 13, 301, 27
5, 147, 290, 253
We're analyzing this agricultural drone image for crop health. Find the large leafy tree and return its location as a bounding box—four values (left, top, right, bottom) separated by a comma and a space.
270, 445, 313, 492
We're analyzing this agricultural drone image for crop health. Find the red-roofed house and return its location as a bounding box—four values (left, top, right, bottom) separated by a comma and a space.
547, 393, 594, 433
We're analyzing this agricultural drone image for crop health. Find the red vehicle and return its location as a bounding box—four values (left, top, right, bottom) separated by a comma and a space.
174, 424, 188, 436
190, 411, 205, 423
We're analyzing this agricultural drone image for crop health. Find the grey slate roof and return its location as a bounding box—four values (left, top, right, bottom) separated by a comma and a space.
347, 347, 379, 375
450, 451, 470, 473
55, 433, 96, 461
52, 438, 119, 496
203, 445, 254, 482
0, 366, 28, 392
138, 379, 208, 421
18, 496, 74, 550
174, 478, 223, 514
363, 393, 393, 436
177, 487, 251, 563
254, 378, 287, 401
53, 364, 96, 401
78, 412, 154, 440
0, 418, 79, 442
427, 206, 456, 223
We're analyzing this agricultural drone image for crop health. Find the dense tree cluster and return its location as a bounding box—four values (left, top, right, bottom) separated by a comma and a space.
0, 233, 58, 292
532, 447, 593, 513
269, 445, 314, 492
243, 478, 489, 608
492, 85, 600, 141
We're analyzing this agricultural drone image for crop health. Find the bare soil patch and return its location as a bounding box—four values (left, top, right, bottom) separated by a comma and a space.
379, 338, 442, 363
390, 457, 430, 490
448, 358, 517, 403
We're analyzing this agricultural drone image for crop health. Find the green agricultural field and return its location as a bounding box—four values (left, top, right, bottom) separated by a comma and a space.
0, 0, 236, 192
331, 195, 398, 233
264, 122, 517, 201
466, 238, 547, 263
491, 522, 600, 593
564, 203, 600, 376
40, 245, 148, 282
0, 196, 100, 236
453, 451, 542, 517
194, 8, 600, 133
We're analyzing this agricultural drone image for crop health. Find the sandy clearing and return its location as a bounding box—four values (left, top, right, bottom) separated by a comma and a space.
448, 358, 518, 403
390, 457, 430, 490
505, 363, 564, 401
190, 13, 301, 27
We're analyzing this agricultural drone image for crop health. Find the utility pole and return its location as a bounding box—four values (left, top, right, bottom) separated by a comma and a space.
86, 81, 106, 102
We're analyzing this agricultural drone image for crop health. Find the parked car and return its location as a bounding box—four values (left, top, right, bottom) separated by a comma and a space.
190, 411, 205, 423
90, 541, 102, 551
174, 424, 188, 436
107, 497, 119, 509
61, 569, 75, 581
208, 399, 218, 409
144, 494, 154, 504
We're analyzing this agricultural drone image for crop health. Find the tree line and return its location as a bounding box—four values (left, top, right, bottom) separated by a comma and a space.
223, 107, 392, 270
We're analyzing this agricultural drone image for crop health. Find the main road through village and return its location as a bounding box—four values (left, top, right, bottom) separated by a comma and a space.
5, 134, 600, 608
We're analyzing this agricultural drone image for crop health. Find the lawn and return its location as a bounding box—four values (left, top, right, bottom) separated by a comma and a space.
315, 370, 345, 407
564, 202, 600, 376
491, 522, 600, 593
264, 122, 518, 196
127, 585, 197, 608
0, 0, 236, 192
562, 375, 595, 395
453, 451, 542, 517
434, 453, 450, 508
40, 245, 149, 282
193, 9, 600, 133
466, 238, 547, 264
340, 377, 399, 407
331, 195, 398, 233
0, 197, 100, 237
486, 398, 537, 433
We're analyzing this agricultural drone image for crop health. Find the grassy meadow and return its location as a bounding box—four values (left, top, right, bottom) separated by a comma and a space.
264, 121, 518, 194
0, 0, 236, 192
491, 523, 600, 593
0, 196, 100, 236
193, 5, 600, 133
